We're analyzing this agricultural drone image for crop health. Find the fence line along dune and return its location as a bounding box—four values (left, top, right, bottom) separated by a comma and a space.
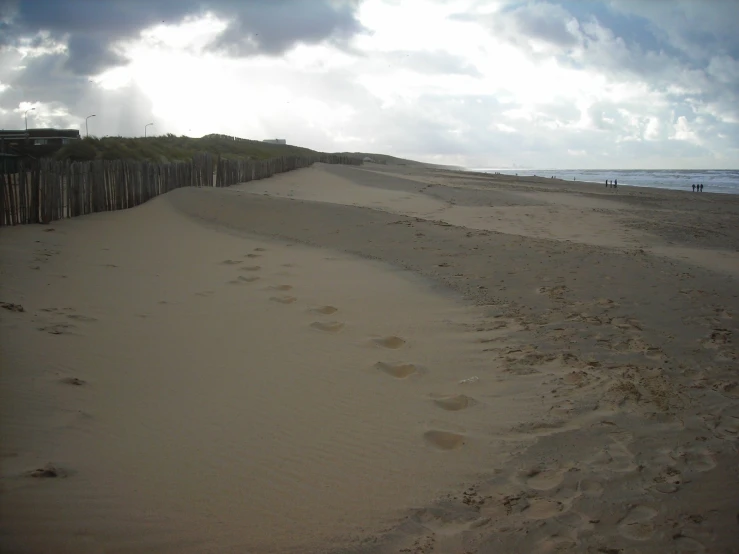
0, 153, 361, 226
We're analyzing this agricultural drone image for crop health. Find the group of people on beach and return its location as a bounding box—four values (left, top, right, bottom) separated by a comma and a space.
692, 184, 704, 192
605, 179, 617, 188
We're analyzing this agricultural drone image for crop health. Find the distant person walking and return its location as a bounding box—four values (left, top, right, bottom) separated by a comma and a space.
605, 179, 608, 187
692, 184, 696, 192
614, 179, 617, 189
700, 183, 704, 192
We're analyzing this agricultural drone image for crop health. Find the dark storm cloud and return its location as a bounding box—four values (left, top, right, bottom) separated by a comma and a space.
207, 1, 363, 56
0, 47, 156, 136
1, 0, 364, 75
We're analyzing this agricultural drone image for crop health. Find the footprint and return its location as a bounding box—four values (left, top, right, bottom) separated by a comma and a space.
431, 394, 474, 411
423, 430, 466, 451
38, 323, 75, 335
674, 536, 707, 553
254, 248, 267, 252
310, 305, 338, 315
525, 498, 564, 520
221, 259, 242, 265
246, 253, 261, 259
372, 336, 406, 349
591, 435, 637, 473
25, 463, 67, 479
269, 284, 293, 291
578, 479, 603, 496
59, 377, 85, 386
270, 296, 297, 304
652, 467, 682, 494
521, 468, 566, 491
310, 321, 344, 333
66, 314, 97, 322
240, 266, 261, 272
618, 505, 658, 541
376, 361, 418, 378
531, 536, 578, 554
674, 445, 716, 473
229, 276, 259, 284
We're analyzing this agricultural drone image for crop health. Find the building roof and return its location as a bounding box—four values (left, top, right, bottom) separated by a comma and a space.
0, 128, 80, 137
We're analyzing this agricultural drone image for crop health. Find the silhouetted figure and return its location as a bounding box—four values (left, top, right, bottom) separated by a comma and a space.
701, 184, 704, 192
692, 184, 695, 191
614, 179, 618, 187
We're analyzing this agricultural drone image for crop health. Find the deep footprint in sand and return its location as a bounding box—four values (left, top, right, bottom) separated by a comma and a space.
423, 430, 466, 450
431, 394, 474, 411
524, 498, 565, 520
674, 445, 717, 473
375, 361, 419, 378
38, 323, 76, 335
310, 305, 338, 315
59, 377, 86, 386
66, 314, 98, 322
270, 295, 297, 304
310, 321, 344, 333
269, 284, 293, 291
578, 479, 603, 497
245, 253, 261, 259
229, 276, 259, 284
372, 336, 406, 349
221, 259, 242, 265
521, 468, 566, 491
618, 505, 658, 541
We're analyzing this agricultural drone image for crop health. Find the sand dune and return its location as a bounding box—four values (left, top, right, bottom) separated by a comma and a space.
1, 194, 557, 553
2, 162, 738, 553
238, 164, 739, 275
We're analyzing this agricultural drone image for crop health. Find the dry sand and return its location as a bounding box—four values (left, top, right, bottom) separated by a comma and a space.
1, 162, 739, 553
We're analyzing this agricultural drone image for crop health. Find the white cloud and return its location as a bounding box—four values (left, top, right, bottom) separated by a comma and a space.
0, 0, 737, 168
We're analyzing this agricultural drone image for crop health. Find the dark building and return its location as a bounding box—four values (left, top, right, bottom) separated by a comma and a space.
0, 128, 81, 158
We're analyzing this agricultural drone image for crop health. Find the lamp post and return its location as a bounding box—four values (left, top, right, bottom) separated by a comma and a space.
85, 114, 96, 137
145, 123, 153, 137
24, 107, 35, 131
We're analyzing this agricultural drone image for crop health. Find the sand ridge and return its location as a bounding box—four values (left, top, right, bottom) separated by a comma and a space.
0, 195, 561, 553
1, 161, 738, 552
169, 165, 739, 553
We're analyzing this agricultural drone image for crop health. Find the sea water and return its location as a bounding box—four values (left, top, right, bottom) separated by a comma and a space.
473, 169, 739, 195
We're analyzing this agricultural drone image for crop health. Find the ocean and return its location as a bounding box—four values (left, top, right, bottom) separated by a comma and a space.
471, 169, 739, 195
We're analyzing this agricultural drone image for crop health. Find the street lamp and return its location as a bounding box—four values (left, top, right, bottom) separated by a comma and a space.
145, 123, 154, 137
24, 107, 35, 131
85, 114, 96, 138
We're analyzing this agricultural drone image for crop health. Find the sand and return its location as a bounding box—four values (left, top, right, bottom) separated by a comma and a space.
1, 163, 739, 553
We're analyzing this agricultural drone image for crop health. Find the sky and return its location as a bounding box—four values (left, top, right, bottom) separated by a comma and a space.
1, 0, 738, 169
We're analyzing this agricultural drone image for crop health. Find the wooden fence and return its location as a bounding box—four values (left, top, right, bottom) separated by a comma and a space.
0, 153, 361, 226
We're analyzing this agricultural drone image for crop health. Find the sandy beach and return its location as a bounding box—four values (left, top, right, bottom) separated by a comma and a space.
2, 163, 738, 553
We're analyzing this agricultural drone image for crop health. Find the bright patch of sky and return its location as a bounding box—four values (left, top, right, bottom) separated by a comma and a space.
1, 0, 737, 168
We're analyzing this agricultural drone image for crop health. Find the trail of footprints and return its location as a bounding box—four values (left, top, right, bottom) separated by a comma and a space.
220, 247, 474, 452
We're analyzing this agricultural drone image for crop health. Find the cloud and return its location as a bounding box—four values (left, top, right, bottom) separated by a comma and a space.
207, 1, 364, 56
1, 0, 737, 169
0, 48, 155, 136
1, 0, 365, 75
374, 50, 482, 76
